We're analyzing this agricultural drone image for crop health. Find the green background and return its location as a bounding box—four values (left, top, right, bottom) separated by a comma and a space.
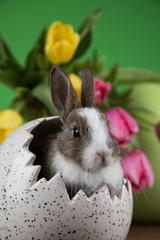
0, 0, 160, 110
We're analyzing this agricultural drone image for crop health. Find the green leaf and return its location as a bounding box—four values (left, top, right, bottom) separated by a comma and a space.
124, 104, 157, 130
114, 78, 160, 86
95, 55, 106, 74
31, 81, 57, 116
11, 87, 53, 121
0, 69, 21, 88
115, 68, 160, 86
36, 53, 50, 70
74, 6, 104, 59
20, 71, 49, 89
138, 122, 152, 131
25, 51, 37, 71
25, 27, 47, 70
11, 96, 51, 121
15, 87, 29, 98
79, 6, 104, 37
95, 71, 109, 80
88, 49, 106, 75
0, 59, 8, 68
0, 35, 21, 70
125, 103, 157, 117
108, 98, 132, 107
10, 97, 27, 113
132, 113, 155, 126
118, 87, 133, 100
22, 101, 51, 121
90, 49, 98, 68
118, 68, 160, 79
105, 62, 119, 83
0, 35, 7, 61
33, 27, 48, 53
72, 58, 91, 73
107, 88, 133, 108
74, 30, 92, 60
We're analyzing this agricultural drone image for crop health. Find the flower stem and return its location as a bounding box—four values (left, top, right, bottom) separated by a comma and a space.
15, 100, 26, 113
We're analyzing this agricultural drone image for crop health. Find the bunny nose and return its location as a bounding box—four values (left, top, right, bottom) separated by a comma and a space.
96, 151, 107, 165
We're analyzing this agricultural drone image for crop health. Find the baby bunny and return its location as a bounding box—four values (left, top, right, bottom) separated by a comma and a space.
43, 66, 124, 199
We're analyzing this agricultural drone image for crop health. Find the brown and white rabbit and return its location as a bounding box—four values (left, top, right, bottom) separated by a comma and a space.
43, 66, 124, 198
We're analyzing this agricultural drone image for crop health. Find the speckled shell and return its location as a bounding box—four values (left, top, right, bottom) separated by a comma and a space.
0, 117, 133, 240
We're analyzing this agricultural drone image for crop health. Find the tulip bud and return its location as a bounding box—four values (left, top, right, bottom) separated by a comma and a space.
0, 109, 22, 144
122, 150, 154, 193
106, 107, 139, 149
94, 78, 111, 105
45, 21, 80, 65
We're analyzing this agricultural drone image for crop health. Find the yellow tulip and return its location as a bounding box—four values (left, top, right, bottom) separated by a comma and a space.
45, 21, 80, 65
69, 73, 82, 102
0, 109, 22, 144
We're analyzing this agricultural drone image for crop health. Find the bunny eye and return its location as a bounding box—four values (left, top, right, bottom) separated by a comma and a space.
73, 126, 80, 138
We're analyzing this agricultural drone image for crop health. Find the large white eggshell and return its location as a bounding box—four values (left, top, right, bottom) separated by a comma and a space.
0, 117, 133, 240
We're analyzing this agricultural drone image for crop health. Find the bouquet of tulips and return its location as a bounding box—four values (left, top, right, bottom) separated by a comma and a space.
1, 7, 160, 193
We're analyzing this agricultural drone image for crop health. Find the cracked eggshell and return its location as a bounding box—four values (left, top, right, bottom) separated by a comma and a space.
0, 117, 133, 240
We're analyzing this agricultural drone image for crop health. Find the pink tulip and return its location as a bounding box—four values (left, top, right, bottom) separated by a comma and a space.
156, 122, 160, 140
122, 150, 154, 193
106, 107, 139, 149
94, 78, 111, 105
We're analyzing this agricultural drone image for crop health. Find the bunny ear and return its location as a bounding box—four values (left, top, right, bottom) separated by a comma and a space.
81, 68, 96, 107
50, 66, 80, 121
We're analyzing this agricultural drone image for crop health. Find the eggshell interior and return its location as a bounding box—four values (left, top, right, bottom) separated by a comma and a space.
0, 117, 133, 240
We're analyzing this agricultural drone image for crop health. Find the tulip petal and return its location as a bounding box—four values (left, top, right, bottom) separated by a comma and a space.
73, 32, 80, 49
0, 129, 6, 144
95, 78, 111, 105
95, 90, 102, 105
122, 150, 154, 193
118, 107, 139, 134
119, 142, 127, 149
54, 40, 73, 64
69, 73, 82, 102
0, 109, 22, 129
106, 108, 130, 143
140, 151, 154, 187
46, 21, 63, 44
